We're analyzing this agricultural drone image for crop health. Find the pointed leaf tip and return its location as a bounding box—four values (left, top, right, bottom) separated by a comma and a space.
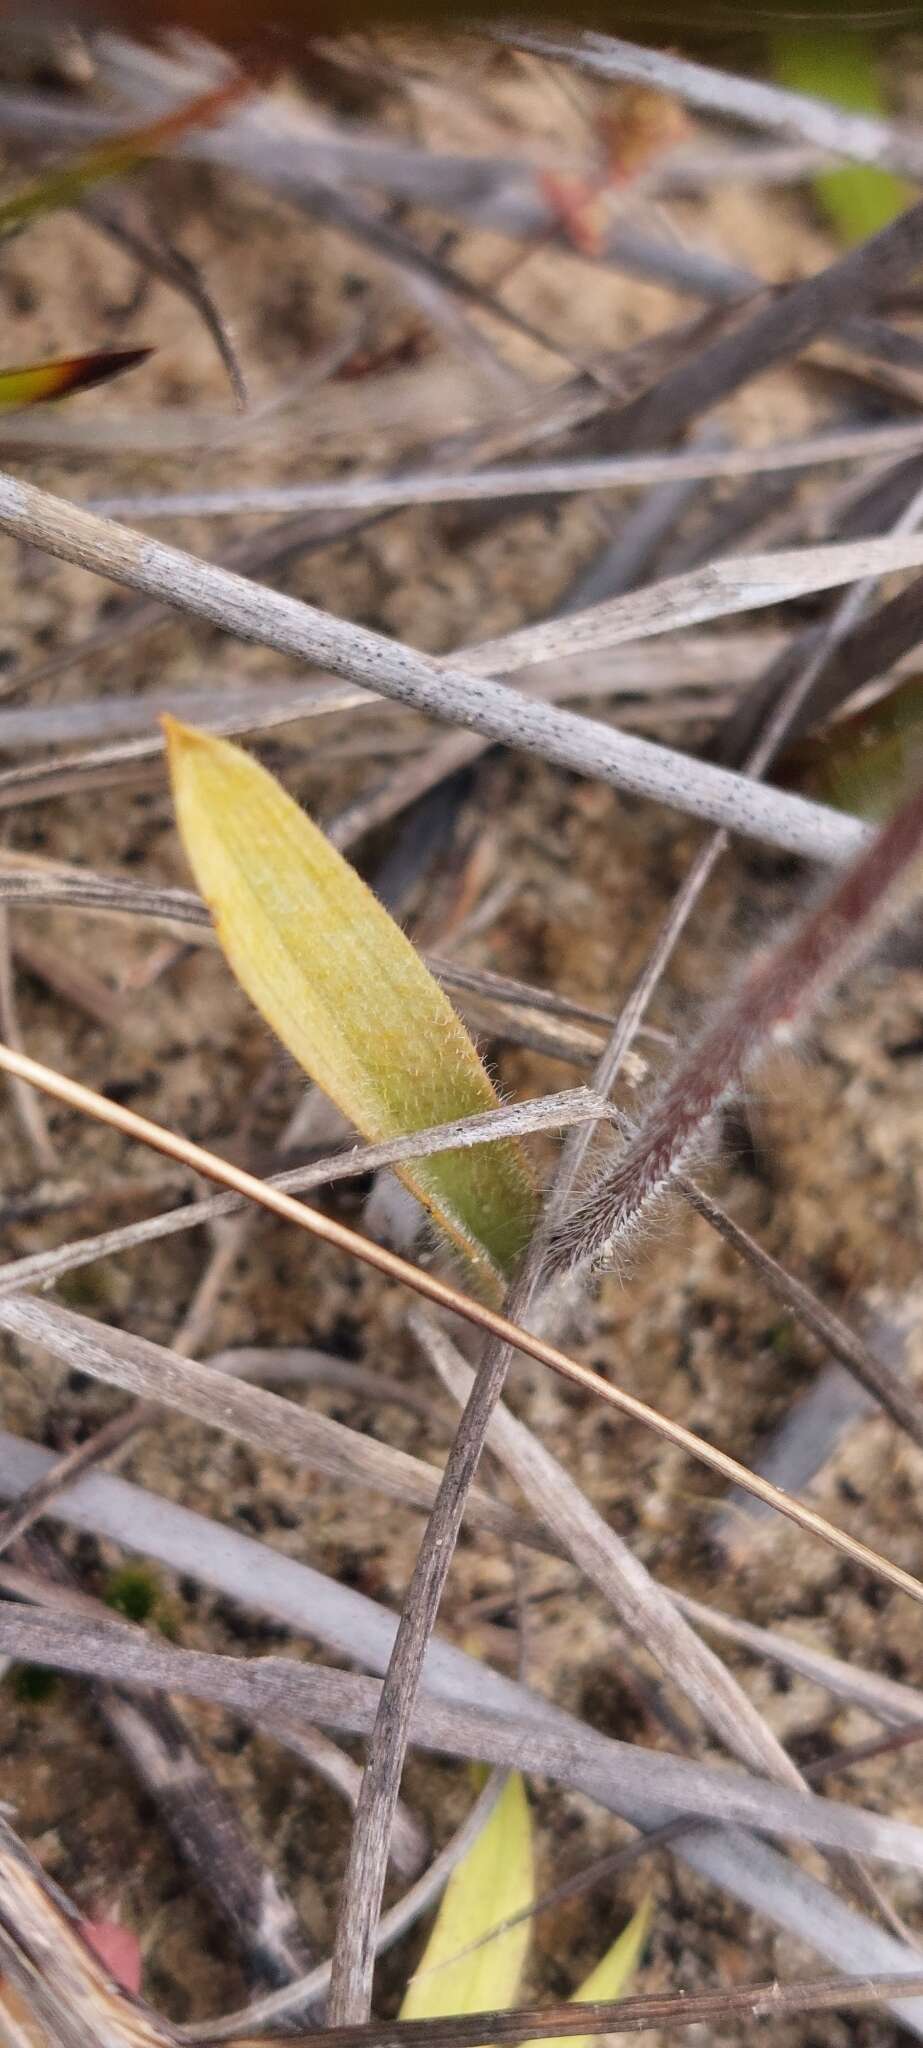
0, 348, 152, 409
162, 712, 207, 753
165, 723, 537, 1290
520, 1893, 653, 2048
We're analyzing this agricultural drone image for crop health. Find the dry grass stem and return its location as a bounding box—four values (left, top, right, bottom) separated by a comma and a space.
0, 473, 866, 863
0, 1035, 920, 1606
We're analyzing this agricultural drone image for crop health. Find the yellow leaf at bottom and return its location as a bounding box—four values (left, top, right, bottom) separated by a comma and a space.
400, 1775, 534, 2020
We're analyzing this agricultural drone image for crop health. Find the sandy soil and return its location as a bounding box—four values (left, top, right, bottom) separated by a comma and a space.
1, 31, 923, 2045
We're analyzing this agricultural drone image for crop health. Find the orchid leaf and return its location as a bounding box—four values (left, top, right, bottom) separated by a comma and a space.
164, 720, 537, 1293
400, 1775, 534, 2021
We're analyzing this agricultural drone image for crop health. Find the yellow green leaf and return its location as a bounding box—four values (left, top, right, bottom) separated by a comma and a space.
771, 30, 910, 244
0, 349, 151, 409
400, 1774, 534, 2021
0, 78, 252, 242
520, 1893, 653, 2048
164, 719, 537, 1293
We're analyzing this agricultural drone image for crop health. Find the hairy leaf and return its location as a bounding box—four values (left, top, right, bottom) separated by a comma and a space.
164, 720, 536, 1290
400, 1775, 533, 2021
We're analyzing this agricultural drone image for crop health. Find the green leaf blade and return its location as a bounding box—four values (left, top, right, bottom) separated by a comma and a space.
771, 30, 911, 244
164, 719, 536, 1291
